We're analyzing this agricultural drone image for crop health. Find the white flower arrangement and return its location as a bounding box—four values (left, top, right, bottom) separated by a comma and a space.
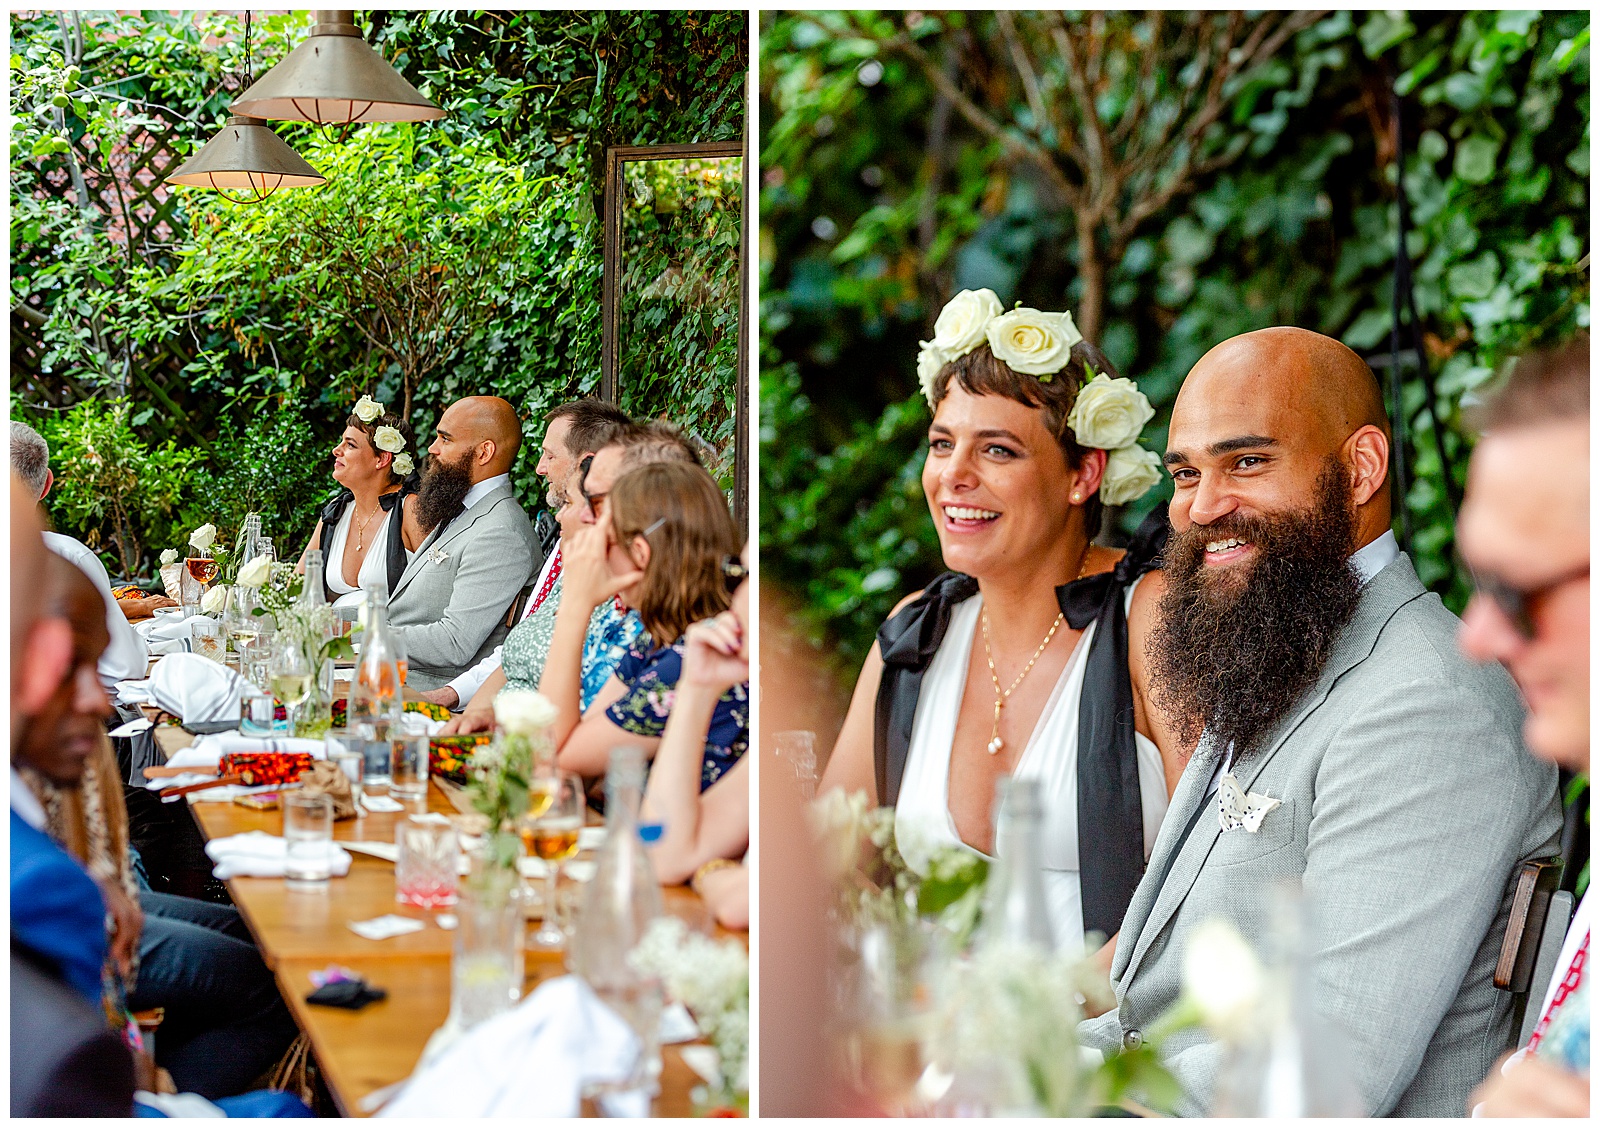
1179, 917, 1266, 1041
159, 548, 179, 566
188, 523, 217, 551
200, 584, 228, 615
373, 425, 405, 454
493, 688, 558, 736
353, 394, 384, 423
919, 292, 1162, 505
235, 553, 274, 588
391, 452, 414, 477
629, 917, 749, 1101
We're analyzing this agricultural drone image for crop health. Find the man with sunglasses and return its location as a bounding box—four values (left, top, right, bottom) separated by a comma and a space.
1458, 338, 1589, 1118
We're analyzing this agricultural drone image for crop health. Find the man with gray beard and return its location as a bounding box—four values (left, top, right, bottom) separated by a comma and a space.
1082, 327, 1561, 1116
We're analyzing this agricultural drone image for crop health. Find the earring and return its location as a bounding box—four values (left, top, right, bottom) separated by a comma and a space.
1071, 492, 1082, 504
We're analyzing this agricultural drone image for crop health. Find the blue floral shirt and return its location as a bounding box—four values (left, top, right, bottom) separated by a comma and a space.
604, 636, 750, 791
583, 600, 645, 711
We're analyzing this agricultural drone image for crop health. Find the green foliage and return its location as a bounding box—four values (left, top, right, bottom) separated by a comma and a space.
185, 407, 335, 557
12, 10, 745, 573
761, 10, 1590, 676
37, 399, 202, 577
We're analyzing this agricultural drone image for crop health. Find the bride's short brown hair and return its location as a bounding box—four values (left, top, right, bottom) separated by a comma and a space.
608, 461, 740, 647
927, 339, 1120, 532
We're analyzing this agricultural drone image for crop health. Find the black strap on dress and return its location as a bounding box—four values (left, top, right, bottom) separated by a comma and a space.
873, 503, 1169, 940
313, 485, 413, 601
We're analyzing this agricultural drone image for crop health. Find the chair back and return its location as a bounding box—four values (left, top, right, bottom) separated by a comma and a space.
1493, 857, 1565, 1046
1516, 888, 1576, 1046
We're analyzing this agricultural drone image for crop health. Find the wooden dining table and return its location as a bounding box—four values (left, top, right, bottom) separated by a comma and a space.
152, 722, 740, 1117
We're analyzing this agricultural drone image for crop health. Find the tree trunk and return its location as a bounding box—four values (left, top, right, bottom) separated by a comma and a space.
1075, 212, 1105, 343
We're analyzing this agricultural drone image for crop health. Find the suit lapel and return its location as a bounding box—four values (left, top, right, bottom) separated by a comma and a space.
1119, 553, 1429, 983
392, 482, 514, 598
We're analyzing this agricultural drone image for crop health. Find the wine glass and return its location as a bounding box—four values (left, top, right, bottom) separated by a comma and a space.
521, 772, 583, 950
185, 548, 220, 587
268, 637, 312, 734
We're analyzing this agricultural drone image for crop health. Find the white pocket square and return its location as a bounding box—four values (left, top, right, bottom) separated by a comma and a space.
1216, 772, 1281, 833
428, 546, 450, 566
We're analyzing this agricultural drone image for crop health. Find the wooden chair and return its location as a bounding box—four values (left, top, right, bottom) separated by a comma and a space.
1493, 857, 1570, 1046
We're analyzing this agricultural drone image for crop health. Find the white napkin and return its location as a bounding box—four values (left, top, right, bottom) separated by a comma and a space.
380, 976, 645, 1119
349, 914, 426, 940
115, 679, 154, 706
204, 831, 352, 880
148, 652, 250, 723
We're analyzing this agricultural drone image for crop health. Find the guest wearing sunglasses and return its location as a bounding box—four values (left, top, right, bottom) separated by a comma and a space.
1458, 337, 1590, 1119
543, 461, 747, 791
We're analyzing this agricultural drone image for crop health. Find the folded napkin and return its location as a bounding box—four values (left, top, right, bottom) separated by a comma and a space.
139, 612, 216, 655
114, 680, 154, 707
205, 831, 353, 880
380, 976, 645, 1119
148, 652, 250, 723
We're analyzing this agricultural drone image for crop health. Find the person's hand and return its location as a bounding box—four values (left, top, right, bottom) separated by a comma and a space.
117, 594, 178, 622
440, 708, 495, 736
98, 880, 143, 982
1470, 1051, 1590, 1117
681, 612, 749, 695
417, 686, 460, 710
560, 522, 643, 612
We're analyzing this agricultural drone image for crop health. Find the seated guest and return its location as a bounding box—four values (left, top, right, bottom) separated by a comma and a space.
576, 418, 704, 526
1457, 339, 1590, 1118
543, 461, 747, 788
296, 395, 417, 607
386, 395, 540, 691
642, 545, 751, 904
1077, 328, 1561, 1116
426, 397, 631, 712
112, 584, 179, 622
10, 420, 148, 686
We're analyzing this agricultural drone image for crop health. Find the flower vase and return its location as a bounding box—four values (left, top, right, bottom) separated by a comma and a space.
294, 670, 334, 739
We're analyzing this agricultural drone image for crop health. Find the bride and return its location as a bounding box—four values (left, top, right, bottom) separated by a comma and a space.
296, 394, 418, 608
819, 290, 1180, 951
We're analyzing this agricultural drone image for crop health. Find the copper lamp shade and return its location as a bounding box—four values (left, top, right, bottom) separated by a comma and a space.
164, 114, 326, 199
231, 10, 444, 126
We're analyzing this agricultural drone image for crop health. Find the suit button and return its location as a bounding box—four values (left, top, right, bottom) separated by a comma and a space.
1123, 1029, 1143, 1050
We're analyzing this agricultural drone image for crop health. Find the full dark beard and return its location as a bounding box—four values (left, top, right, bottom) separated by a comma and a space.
415, 452, 474, 534
1147, 460, 1365, 762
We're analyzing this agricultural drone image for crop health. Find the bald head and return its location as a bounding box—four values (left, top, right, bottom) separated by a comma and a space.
12, 474, 45, 652
431, 396, 523, 482
1166, 327, 1392, 546
12, 474, 74, 753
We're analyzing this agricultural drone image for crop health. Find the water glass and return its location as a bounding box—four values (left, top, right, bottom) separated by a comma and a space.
326, 733, 366, 814
191, 618, 225, 664
179, 565, 203, 618
451, 865, 525, 1031
283, 793, 334, 886
356, 721, 392, 790
396, 815, 459, 910
240, 688, 278, 735
390, 730, 429, 801
775, 730, 819, 799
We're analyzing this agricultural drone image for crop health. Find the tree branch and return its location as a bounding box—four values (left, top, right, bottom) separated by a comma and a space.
996, 11, 1052, 140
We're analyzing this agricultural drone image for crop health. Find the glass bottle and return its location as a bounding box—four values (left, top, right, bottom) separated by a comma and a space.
300, 548, 328, 609
350, 584, 403, 786
976, 776, 1055, 953
235, 512, 261, 572
1211, 881, 1364, 1116
571, 746, 665, 1103
295, 549, 336, 733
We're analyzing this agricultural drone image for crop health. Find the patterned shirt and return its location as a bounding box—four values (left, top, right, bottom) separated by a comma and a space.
605, 635, 750, 791
583, 600, 646, 710
498, 586, 645, 714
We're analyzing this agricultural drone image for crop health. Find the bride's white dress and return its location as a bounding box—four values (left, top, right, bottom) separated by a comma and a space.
893, 580, 1170, 952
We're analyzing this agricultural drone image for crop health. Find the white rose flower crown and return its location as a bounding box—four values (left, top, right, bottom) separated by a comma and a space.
917, 289, 1162, 505
353, 395, 414, 478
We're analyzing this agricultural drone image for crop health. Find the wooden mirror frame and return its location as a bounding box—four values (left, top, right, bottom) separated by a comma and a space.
600, 139, 749, 526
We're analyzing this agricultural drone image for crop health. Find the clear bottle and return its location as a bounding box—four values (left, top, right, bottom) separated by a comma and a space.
350, 584, 403, 784
299, 548, 328, 608
1211, 881, 1364, 1116
976, 776, 1055, 953
235, 512, 261, 572
297, 548, 336, 705
571, 746, 665, 1100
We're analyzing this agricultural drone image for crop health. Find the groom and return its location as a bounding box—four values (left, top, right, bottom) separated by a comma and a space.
390, 396, 539, 692
1081, 328, 1561, 1115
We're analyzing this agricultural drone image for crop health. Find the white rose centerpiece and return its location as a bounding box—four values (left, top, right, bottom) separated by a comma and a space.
354, 395, 384, 423
373, 425, 405, 454
1067, 372, 1156, 450
236, 553, 274, 588
494, 688, 559, 737
1180, 917, 1266, 1041
200, 585, 228, 615
188, 523, 217, 552
986, 307, 1083, 377
159, 548, 179, 566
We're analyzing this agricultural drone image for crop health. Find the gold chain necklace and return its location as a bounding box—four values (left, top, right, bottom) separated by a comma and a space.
353, 502, 382, 552
979, 547, 1093, 756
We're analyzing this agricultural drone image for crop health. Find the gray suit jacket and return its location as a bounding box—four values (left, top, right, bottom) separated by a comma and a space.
389, 480, 540, 691
1079, 553, 1561, 1117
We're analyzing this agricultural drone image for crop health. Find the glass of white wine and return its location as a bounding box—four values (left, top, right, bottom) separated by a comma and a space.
268, 637, 312, 733
523, 771, 583, 951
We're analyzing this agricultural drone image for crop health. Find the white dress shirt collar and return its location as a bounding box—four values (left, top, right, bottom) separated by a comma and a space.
1349, 529, 1400, 587
463, 473, 512, 512
11, 766, 47, 830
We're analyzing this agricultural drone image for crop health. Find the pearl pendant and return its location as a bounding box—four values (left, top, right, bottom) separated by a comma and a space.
987, 737, 1004, 755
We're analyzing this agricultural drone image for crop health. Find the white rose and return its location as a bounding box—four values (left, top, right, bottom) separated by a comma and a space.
188, 523, 217, 551
1067, 372, 1155, 450
391, 452, 414, 477
494, 688, 559, 736
1182, 917, 1266, 1040
236, 553, 273, 587
373, 425, 405, 454
354, 394, 384, 423
917, 341, 950, 406
159, 548, 179, 566
200, 585, 228, 615
1099, 444, 1163, 506
986, 307, 1082, 377
931, 288, 1003, 356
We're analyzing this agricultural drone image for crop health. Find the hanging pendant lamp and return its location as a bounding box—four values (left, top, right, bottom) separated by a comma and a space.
164, 12, 324, 203
231, 10, 444, 140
